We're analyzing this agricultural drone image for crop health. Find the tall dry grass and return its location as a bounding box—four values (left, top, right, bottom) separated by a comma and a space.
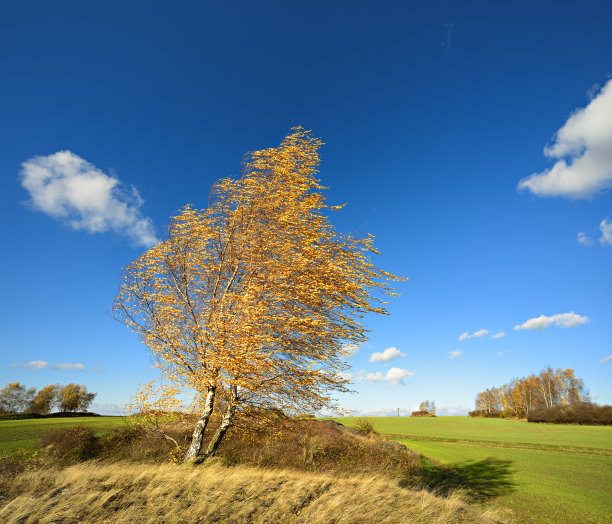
0, 461, 511, 523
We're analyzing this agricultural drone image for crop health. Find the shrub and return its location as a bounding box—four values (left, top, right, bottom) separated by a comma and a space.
354, 417, 377, 434
527, 403, 612, 425
40, 425, 100, 465
411, 410, 434, 417
0, 449, 45, 477
468, 409, 505, 418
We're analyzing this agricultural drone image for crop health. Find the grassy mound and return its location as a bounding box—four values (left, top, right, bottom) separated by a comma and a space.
0, 462, 508, 523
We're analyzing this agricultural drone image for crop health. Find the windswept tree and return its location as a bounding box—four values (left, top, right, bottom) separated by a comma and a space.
114, 128, 405, 463
57, 384, 96, 412
0, 382, 37, 413
29, 384, 59, 414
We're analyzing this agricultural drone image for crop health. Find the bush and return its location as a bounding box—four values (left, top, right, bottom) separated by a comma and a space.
0, 449, 45, 477
411, 410, 434, 417
527, 403, 612, 425
468, 409, 505, 418
354, 417, 377, 434
40, 425, 100, 464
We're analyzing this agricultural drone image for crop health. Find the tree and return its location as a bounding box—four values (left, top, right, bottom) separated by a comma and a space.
29, 384, 59, 414
477, 367, 587, 418
419, 400, 436, 415
57, 384, 96, 412
0, 382, 37, 413
114, 128, 405, 463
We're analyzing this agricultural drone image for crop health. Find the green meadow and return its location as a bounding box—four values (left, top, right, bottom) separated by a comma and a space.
2, 415, 611, 522
337, 416, 612, 523
0, 417, 126, 456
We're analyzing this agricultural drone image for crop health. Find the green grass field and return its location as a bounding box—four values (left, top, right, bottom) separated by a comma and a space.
336, 416, 612, 523
0, 416, 127, 455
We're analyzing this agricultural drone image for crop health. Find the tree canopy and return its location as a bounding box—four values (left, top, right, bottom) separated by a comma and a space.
114, 128, 405, 462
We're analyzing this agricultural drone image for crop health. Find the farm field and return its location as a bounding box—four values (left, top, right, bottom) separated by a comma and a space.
0, 417, 126, 455
336, 416, 612, 523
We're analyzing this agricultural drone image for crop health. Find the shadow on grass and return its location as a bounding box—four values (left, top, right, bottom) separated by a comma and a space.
402, 457, 516, 502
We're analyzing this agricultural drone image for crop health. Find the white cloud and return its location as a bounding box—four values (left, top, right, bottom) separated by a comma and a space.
369, 346, 405, 362
514, 311, 590, 331
90, 402, 125, 416
600, 218, 612, 245
491, 331, 506, 339
577, 232, 593, 245
436, 406, 469, 416
10, 360, 85, 370
54, 362, 85, 371
600, 355, 612, 364
517, 80, 612, 199
366, 367, 414, 385
20, 151, 158, 247
458, 329, 488, 341
341, 343, 360, 357
348, 407, 412, 417
11, 360, 49, 369
447, 350, 462, 359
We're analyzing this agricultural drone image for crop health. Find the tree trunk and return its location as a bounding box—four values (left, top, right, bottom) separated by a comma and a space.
200, 385, 237, 461
183, 386, 216, 463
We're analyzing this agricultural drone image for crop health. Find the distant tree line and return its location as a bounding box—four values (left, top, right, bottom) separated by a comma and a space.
471, 367, 587, 419
0, 382, 96, 415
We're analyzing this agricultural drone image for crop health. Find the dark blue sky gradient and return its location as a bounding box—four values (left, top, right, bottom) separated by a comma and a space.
1, 1, 610, 414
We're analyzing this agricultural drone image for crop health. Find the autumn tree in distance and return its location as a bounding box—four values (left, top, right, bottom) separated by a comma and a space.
114, 127, 406, 463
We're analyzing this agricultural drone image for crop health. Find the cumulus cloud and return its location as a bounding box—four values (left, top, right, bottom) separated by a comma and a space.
369, 346, 406, 362
11, 360, 49, 369
366, 367, 414, 385
54, 362, 85, 371
458, 329, 488, 341
491, 331, 506, 339
517, 80, 612, 199
447, 350, 462, 359
600, 218, 612, 246
577, 232, 593, 245
20, 151, 158, 247
600, 355, 612, 364
337, 370, 366, 382
11, 360, 85, 370
514, 311, 590, 331
341, 343, 360, 357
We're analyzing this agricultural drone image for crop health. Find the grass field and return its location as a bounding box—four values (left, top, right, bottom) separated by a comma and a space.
336, 416, 612, 523
0, 416, 126, 455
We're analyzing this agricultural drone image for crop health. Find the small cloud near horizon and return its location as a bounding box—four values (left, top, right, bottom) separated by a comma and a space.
600, 355, 612, 364
459, 329, 488, 341
11, 360, 85, 371
491, 331, 506, 339
369, 346, 405, 362
514, 311, 589, 331
447, 350, 462, 359
366, 367, 414, 385
341, 343, 361, 357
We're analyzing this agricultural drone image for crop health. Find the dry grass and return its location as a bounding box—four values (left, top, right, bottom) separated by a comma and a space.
0, 461, 511, 523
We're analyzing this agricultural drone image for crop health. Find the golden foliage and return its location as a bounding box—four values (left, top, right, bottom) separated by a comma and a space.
114, 128, 406, 458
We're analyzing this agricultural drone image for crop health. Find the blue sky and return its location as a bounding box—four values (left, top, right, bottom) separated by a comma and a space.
1, 1, 611, 415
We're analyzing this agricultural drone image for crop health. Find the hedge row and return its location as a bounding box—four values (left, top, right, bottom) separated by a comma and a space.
527, 403, 612, 425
